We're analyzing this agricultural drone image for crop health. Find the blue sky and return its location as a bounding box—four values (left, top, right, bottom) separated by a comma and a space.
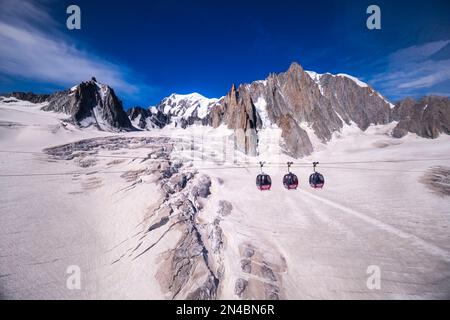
0, 0, 449, 108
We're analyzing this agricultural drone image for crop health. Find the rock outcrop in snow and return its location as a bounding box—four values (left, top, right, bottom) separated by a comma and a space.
42, 78, 133, 131
127, 106, 169, 129
392, 96, 450, 139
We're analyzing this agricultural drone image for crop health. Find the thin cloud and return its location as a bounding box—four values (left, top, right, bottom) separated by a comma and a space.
0, 0, 153, 98
370, 40, 450, 100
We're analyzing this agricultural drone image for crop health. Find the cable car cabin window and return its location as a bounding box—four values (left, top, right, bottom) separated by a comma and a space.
309, 172, 325, 188
283, 173, 299, 190
258, 175, 271, 185
256, 174, 272, 190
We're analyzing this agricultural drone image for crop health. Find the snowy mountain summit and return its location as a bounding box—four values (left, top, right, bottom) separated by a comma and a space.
127, 93, 221, 130
155, 93, 221, 128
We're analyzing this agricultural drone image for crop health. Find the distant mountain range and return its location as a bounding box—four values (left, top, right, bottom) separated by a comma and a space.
128, 93, 221, 130
2, 63, 449, 158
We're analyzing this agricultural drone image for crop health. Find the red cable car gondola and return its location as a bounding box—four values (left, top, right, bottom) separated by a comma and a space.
256, 162, 272, 191
283, 162, 299, 190
309, 162, 325, 189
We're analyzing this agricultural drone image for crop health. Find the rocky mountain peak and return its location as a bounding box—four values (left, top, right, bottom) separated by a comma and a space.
203, 61, 396, 157
286, 61, 304, 75
228, 84, 239, 100
227, 84, 239, 106
42, 78, 133, 131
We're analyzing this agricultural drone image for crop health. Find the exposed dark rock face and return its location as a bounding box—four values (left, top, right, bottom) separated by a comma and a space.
127, 106, 147, 119
127, 106, 169, 129
42, 79, 133, 131
392, 96, 450, 139
127, 106, 149, 127
3, 92, 50, 104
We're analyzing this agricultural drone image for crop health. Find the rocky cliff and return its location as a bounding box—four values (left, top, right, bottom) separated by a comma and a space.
205, 62, 393, 157
392, 96, 450, 138
42, 78, 133, 131
207, 84, 262, 155
127, 106, 169, 129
